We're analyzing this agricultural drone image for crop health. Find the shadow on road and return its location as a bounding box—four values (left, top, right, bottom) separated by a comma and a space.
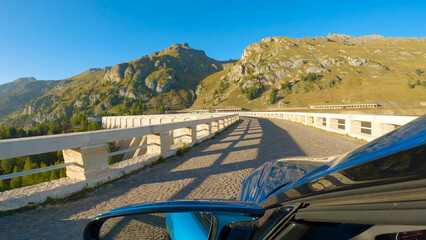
167, 117, 306, 200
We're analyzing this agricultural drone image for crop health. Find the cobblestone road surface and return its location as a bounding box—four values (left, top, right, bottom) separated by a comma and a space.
0, 117, 363, 240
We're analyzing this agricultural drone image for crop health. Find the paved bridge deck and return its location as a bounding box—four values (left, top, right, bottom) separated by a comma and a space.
0, 117, 363, 239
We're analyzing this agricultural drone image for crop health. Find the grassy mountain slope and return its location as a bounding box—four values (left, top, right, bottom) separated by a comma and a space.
0, 77, 59, 119
1, 43, 232, 127
192, 34, 426, 109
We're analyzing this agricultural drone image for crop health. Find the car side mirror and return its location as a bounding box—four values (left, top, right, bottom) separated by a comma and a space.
84, 200, 264, 240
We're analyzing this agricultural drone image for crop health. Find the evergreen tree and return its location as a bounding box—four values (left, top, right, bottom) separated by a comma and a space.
7, 127, 18, 138
47, 120, 60, 135
131, 102, 138, 115
39, 163, 50, 182
80, 119, 89, 131
17, 128, 26, 138
0, 126, 6, 139
1, 158, 15, 174
159, 105, 165, 114
269, 87, 276, 104
88, 122, 101, 131
0, 180, 9, 191
22, 157, 38, 186
50, 170, 60, 181
136, 105, 142, 115
59, 168, 67, 178
57, 151, 63, 162
10, 167, 22, 189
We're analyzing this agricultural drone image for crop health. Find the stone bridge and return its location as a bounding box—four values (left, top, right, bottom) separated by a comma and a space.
0, 112, 417, 239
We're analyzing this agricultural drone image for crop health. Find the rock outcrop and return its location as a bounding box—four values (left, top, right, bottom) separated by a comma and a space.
102, 43, 230, 95
103, 63, 129, 82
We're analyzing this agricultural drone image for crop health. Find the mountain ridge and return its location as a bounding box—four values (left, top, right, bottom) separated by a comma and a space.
0, 78, 59, 120
191, 34, 426, 109
1, 34, 425, 128
0, 43, 234, 127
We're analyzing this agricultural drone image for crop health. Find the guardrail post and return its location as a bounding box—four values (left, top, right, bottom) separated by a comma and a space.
62, 144, 110, 180
213, 121, 219, 132
371, 117, 382, 138
326, 117, 331, 128
147, 131, 171, 157
345, 115, 351, 135
181, 126, 197, 145
350, 119, 361, 135
380, 123, 398, 134
201, 122, 212, 137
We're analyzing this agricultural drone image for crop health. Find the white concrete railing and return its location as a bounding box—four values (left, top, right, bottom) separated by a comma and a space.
0, 113, 238, 210
101, 113, 224, 129
239, 112, 418, 141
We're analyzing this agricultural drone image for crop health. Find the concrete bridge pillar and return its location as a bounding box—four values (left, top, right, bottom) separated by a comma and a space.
62, 144, 110, 180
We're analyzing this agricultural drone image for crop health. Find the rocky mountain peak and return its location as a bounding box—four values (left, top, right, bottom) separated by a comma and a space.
147, 43, 200, 57
103, 43, 224, 95
327, 33, 355, 41
13, 77, 36, 83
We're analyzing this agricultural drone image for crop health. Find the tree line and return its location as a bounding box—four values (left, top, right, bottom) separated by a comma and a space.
0, 115, 102, 192
0, 97, 169, 192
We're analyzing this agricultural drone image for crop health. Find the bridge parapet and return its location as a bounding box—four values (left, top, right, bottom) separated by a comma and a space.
0, 113, 239, 210
239, 112, 418, 141
101, 113, 224, 129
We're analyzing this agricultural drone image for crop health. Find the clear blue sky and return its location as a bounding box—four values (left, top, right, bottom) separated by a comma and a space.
0, 0, 425, 85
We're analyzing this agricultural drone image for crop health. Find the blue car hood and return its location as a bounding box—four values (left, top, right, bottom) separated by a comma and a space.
237, 156, 338, 204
